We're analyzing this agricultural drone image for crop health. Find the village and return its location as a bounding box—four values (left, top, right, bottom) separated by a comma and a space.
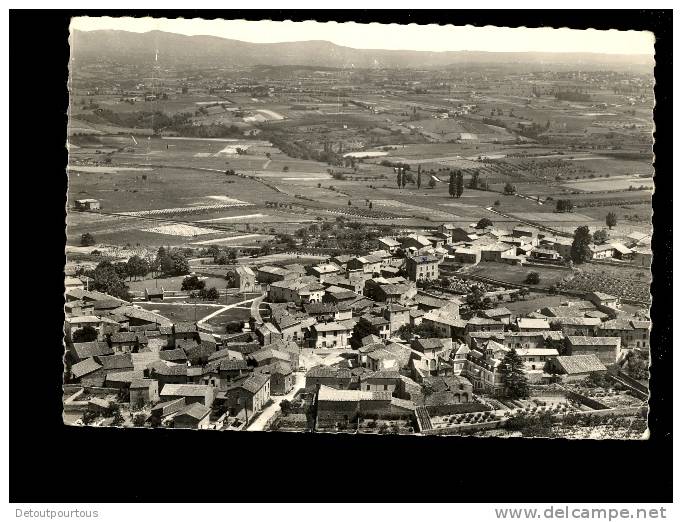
63, 218, 650, 438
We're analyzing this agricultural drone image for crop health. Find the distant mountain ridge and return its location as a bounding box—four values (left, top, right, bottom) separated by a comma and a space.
70, 29, 654, 71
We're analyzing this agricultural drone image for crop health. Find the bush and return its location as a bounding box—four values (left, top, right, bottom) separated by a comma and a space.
525, 272, 540, 284
80, 233, 96, 247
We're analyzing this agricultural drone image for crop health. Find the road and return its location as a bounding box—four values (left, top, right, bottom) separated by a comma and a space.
247, 372, 305, 431
250, 293, 265, 324
197, 292, 265, 324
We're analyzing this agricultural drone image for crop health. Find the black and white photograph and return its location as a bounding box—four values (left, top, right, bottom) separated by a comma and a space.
63, 15, 656, 439
6, 6, 675, 511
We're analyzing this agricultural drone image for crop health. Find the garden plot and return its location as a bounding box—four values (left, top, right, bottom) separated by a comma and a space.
198, 213, 268, 223
68, 166, 153, 174
121, 202, 251, 217
372, 199, 460, 220
143, 223, 220, 237
191, 233, 273, 246
511, 212, 593, 222
562, 177, 654, 192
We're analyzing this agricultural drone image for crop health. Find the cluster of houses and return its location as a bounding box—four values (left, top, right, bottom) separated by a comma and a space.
63, 222, 650, 431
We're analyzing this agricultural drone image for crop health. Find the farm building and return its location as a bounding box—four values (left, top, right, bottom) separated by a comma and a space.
144, 287, 164, 301
405, 255, 441, 282
566, 336, 622, 366
235, 266, 257, 293
452, 247, 481, 264
74, 198, 101, 211
549, 355, 607, 382
173, 403, 212, 429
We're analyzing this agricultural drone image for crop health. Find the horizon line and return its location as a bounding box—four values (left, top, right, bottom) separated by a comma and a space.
71, 27, 655, 58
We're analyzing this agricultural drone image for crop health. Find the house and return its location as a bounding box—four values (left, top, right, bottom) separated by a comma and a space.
479, 243, 516, 262
257, 265, 296, 284
631, 247, 652, 267
376, 237, 401, 253
309, 321, 354, 349
69, 341, 113, 362
366, 349, 399, 372
401, 234, 433, 253
109, 331, 147, 354
589, 244, 616, 259
516, 318, 550, 332
587, 292, 620, 309
599, 319, 651, 350
64, 316, 103, 340
516, 347, 559, 374
269, 278, 325, 305
382, 303, 411, 334
452, 247, 481, 264
417, 375, 473, 405
450, 227, 479, 243
462, 347, 505, 395
144, 287, 164, 301
358, 370, 401, 393
150, 398, 186, 421
256, 322, 282, 345
422, 307, 466, 339
64, 276, 85, 291
255, 361, 294, 395
530, 248, 561, 261
367, 281, 417, 305
159, 383, 215, 407
481, 307, 513, 325
309, 263, 342, 282
305, 366, 353, 390
235, 266, 257, 293
566, 336, 622, 366
220, 374, 271, 419
74, 198, 101, 211
405, 255, 441, 282
129, 379, 160, 407
346, 255, 383, 275
466, 317, 505, 333
512, 225, 536, 239
357, 314, 390, 341
412, 338, 452, 358
315, 385, 412, 428
549, 355, 607, 382
172, 403, 212, 429
70, 358, 104, 385
548, 317, 602, 336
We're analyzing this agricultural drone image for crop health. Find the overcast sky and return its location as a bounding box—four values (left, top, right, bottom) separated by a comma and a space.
70, 17, 654, 55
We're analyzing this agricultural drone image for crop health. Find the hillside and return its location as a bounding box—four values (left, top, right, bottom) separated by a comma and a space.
70, 29, 654, 71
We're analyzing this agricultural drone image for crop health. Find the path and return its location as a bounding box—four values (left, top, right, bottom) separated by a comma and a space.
247, 373, 305, 431
250, 293, 265, 325
196, 294, 264, 324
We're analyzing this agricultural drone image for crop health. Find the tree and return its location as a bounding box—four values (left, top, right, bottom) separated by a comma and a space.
227, 250, 238, 264
396, 168, 403, 189
181, 275, 205, 291
369, 201, 373, 210
225, 270, 237, 288
605, 212, 618, 230
494, 200, 501, 208
162, 250, 190, 276
133, 413, 147, 427
428, 176, 436, 189
80, 233, 96, 247
91, 261, 130, 300
199, 287, 220, 300
499, 348, 529, 399
525, 271, 540, 284
72, 325, 98, 343
126, 255, 149, 281
420, 381, 434, 406
448, 171, 456, 198
503, 182, 517, 195
280, 399, 292, 415
570, 225, 593, 264
476, 217, 493, 230
417, 165, 422, 189
593, 229, 609, 245
348, 199, 352, 206
455, 170, 464, 198
468, 170, 480, 190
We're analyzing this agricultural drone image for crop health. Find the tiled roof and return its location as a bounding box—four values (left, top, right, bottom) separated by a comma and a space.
240, 373, 270, 394
176, 402, 211, 421
71, 358, 102, 378
72, 341, 113, 360
160, 383, 213, 397
554, 355, 607, 374
567, 336, 621, 346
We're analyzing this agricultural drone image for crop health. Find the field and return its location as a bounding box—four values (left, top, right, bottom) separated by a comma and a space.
465, 262, 573, 289
137, 302, 221, 323
67, 63, 654, 257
